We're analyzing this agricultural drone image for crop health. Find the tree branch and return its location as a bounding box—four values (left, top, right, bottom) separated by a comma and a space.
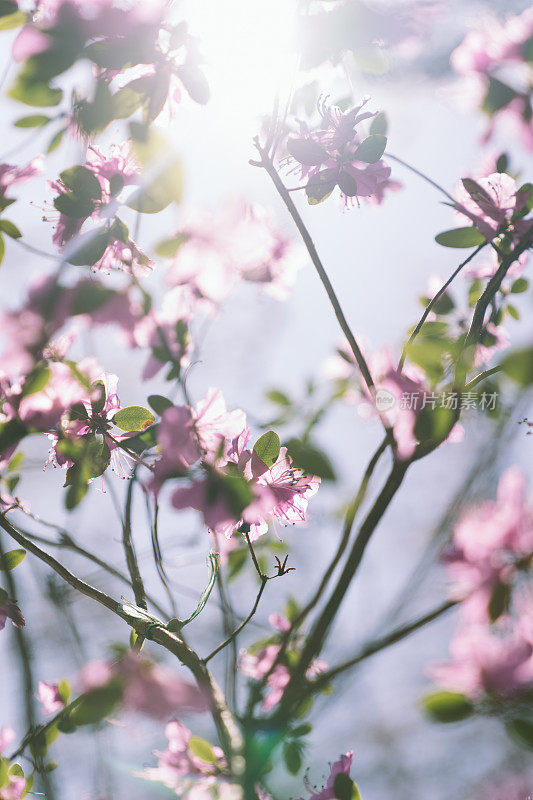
204, 577, 268, 663
0, 514, 244, 773
254, 143, 394, 446
314, 599, 457, 687
398, 242, 487, 371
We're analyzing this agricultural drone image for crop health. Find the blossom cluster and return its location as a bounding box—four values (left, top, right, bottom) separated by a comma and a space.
239, 613, 327, 712
429, 468, 533, 714
286, 97, 396, 207
0, 727, 28, 800
451, 7, 533, 149
151, 389, 320, 541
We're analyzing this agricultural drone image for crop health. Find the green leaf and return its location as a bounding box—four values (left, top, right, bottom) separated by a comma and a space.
22, 363, 51, 396
178, 551, 220, 627
53, 192, 95, 219
227, 547, 247, 581
0, 549, 26, 571
67, 228, 109, 267
127, 126, 184, 213
176, 63, 210, 104
155, 234, 188, 257
506, 717, 533, 750
70, 282, 114, 315
76, 80, 115, 135
0, 587, 8, 605
253, 430, 281, 467
482, 76, 517, 115
291, 723, 312, 738
422, 691, 474, 723
14, 114, 50, 128
121, 424, 158, 455
47, 127, 66, 153
111, 80, 146, 119
488, 581, 511, 622
285, 438, 336, 481
0, 220, 21, 239
283, 741, 303, 775
0, 9, 26, 30
57, 679, 71, 704
70, 684, 123, 726
516, 182, 533, 217
0, 234, 5, 265
113, 406, 155, 432
60, 166, 102, 200
266, 389, 291, 406
147, 395, 174, 416
60, 436, 111, 510
306, 168, 337, 205
510, 278, 529, 294
216, 468, 254, 518
188, 737, 217, 764
460, 177, 492, 207
0, 418, 26, 453
9, 78, 62, 107
333, 773, 361, 800
435, 227, 486, 248
500, 347, 533, 387
353, 133, 387, 163
370, 112, 387, 135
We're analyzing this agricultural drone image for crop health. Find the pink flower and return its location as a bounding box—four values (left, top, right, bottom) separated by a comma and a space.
429, 622, 533, 700
0, 273, 72, 377
287, 97, 392, 207
297, 752, 354, 800
91, 235, 153, 277
474, 322, 510, 367
253, 446, 320, 535
7, 358, 99, 432
164, 199, 305, 305
0, 726, 25, 799
466, 249, 527, 282
0, 598, 25, 631
139, 718, 239, 799
36, 681, 65, 714
47, 368, 147, 478
445, 467, 533, 621
451, 9, 533, 76
150, 388, 247, 493
133, 287, 194, 381
0, 159, 41, 198
268, 612, 291, 632
450, 10, 533, 149
467, 773, 533, 800
454, 173, 531, 243
80, 653, 208, 720
238, 616, 327, 711
0, 727, 15, 754
172, 434, 320, 541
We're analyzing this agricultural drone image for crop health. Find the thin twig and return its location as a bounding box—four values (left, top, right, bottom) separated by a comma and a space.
311, 600, 457, 688
386, 153, 456, 203
253, 142, 394, 446
398, 242, 487, 371
0, 536, 56, 799
204, 578, 268, 663
0, 514, 244, 771
245, 531, 266, 580
6, 518, 170, 619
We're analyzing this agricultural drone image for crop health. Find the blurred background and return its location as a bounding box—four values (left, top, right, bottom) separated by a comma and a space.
1, 1, 533, 798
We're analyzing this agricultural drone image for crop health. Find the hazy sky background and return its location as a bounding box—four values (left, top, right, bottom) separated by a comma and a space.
1, 1, 533, 798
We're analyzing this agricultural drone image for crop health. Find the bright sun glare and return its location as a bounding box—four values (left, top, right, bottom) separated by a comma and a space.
185, 0, 297, 121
